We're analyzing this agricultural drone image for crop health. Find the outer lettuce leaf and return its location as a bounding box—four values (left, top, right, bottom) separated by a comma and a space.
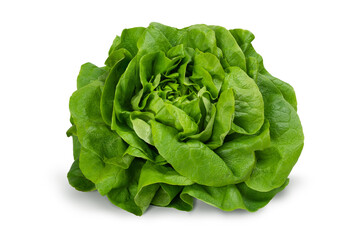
101, 49, 132, 125
245, 73, 304, 191
66, 133, 95, 192
135, 161, 193, 209
76, 62, 108, 89
222, 67, 264, 135
109, 27, 145, 56
67, 159, 96, 192
151, 120, 241, 186
181, 179, 289, 212
230, 29, 304, 191
107, 160, 147, 216
209, 25, 247, 71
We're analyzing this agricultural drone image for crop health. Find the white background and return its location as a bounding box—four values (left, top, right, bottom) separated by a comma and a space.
1, 0, 359, 239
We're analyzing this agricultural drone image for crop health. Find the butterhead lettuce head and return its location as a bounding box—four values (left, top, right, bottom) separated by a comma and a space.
66, 23, 304, 215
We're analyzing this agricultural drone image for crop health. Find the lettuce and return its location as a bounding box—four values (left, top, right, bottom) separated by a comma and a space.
66, 23, 304, 215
